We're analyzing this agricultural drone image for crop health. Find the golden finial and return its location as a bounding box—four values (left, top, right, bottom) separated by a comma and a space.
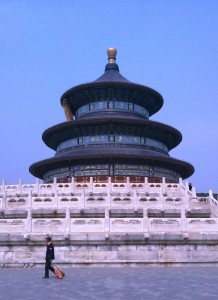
107, 48, 117, 63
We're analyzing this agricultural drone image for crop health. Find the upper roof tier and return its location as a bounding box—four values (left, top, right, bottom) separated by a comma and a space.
60, 48, 163, 117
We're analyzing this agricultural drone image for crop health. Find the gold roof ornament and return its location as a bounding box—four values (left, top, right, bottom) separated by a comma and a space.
107, 48, 117, 63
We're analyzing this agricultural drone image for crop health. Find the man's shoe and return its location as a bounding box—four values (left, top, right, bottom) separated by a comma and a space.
42, 276, 49, 279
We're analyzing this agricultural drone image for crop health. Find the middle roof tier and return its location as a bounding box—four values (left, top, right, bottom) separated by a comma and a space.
42, 116, 182, 152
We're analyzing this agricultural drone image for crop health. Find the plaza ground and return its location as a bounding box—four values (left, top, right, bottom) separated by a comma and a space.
1, 266, 218, 299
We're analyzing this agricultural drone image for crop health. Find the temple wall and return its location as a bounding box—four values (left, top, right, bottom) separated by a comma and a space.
0, 177, 218, 266
2, 241, 218, 267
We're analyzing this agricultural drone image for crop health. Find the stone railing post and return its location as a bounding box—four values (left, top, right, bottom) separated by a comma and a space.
126, 177, 130, 193
108, 177, 112, 208
108, 176, 112, 191
143, 208, 149, 233
185, 181, 189, 195
65, 208, 71, 233
1, 180, 5, 209
133, 189, 137, 210
105, 208, 110, 235
26, 209, 32, 234
184, 181, 190, 209
162, 177, 166, 195
2, 179, 6, 192
71, 177, 75, 193
208, 190, 218, 217
209, 189, 213, 199
144, 177, 148, 193
83, 189, 85, 208
161, 194, 165, 211
179, 178, 183, 189
52, 177, 57, 194
192, 186, 196, 197
35, 178, 40, 194
18, 178, 22, 193
90, 176, 93, 193
181, 208, 187, 232
2, 191, 6, 210
54, 189, 58, 209
29, 190, 33, 209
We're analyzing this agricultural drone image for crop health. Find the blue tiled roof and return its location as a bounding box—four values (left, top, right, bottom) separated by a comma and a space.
94, 63, 130, 82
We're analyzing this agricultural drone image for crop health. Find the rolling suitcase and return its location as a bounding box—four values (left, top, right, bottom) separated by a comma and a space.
52, 265, 65, 279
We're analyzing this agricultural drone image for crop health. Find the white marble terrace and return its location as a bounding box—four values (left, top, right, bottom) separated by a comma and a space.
0, 177, 218, 239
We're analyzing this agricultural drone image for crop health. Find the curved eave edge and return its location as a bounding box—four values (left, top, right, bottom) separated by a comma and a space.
42, 119, 182, 151
29, 155, 194, 180
60, 81, 164, 114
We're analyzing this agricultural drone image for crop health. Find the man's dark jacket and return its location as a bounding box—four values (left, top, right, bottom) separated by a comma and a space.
46, 242, 55, 261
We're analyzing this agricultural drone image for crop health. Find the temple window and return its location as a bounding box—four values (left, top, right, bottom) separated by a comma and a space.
43, 164, 180, 182
89, 103, 94, 110
57, 135, 169, 153
75, 101, 149, 118
129, 103, 133, 110
108, 101, 114, 108
109, 135, 114, 142
115, 101, 128, 109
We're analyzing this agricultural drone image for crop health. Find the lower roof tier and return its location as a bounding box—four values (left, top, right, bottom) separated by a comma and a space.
29, 151, 194, 181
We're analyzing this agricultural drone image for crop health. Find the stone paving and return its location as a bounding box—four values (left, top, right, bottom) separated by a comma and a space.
0, 267, 218, 300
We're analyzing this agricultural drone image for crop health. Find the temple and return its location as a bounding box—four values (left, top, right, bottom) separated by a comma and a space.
29, 48, 194, 184
0, 49, 218, 267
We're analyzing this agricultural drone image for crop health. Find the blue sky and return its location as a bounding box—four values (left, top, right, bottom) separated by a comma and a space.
0, 1, 218, 193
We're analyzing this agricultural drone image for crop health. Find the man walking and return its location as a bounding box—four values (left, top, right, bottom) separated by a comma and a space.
43, 236, 55, 278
